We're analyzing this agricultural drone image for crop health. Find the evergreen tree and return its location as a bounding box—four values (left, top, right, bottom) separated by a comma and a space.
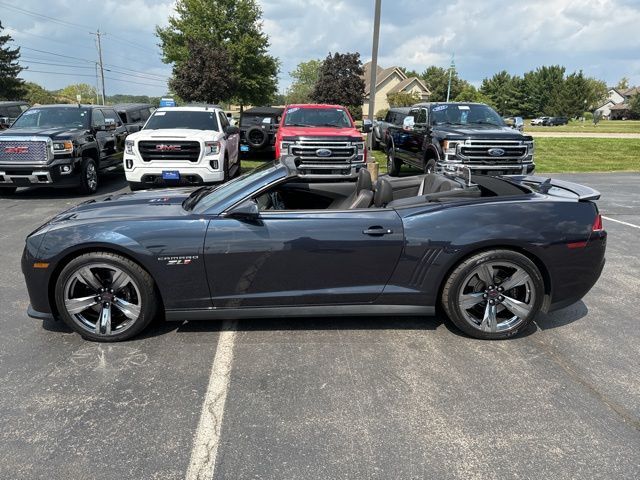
0, 21, 25, 100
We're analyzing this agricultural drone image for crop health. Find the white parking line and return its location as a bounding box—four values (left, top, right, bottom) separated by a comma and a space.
602, 216, 640, 230
186, 320, 238, 480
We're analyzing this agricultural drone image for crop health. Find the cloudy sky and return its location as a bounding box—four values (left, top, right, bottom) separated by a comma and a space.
3, 0, 640, 97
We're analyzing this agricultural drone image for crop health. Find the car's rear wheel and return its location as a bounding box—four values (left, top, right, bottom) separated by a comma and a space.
441, 249, 544, 339
424, 158, 436, 174
54, 252, 158, 342
386, 143, 401, 176
129, 182, 145, 191
78, 157, 98, 195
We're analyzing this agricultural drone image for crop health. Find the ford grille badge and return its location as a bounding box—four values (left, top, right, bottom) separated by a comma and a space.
488, 148, 505, 157
316, 148, 332, 157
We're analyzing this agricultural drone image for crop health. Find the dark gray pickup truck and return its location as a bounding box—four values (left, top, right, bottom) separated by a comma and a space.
385, 102, 535, 176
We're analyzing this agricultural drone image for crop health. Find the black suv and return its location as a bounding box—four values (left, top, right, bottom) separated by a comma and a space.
386, 102, 535, 176
239, 106, 284, 157
0, 104, 128, 195
113, 103, 155, 133
0, 101, 29, 130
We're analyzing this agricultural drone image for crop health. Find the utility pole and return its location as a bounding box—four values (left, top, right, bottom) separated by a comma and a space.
367, 0, 382, 151
94, 63, 100, 104
90, 29, 106, 105
446, 53, 455, 102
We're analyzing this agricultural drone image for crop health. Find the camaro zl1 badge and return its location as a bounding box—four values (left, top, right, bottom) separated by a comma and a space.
157, 255, 199, 265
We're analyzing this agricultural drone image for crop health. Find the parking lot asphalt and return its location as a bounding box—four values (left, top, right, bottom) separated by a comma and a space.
1, 171, 638, 480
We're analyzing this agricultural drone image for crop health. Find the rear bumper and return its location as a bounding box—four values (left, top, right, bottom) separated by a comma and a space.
0, 158, 81, 188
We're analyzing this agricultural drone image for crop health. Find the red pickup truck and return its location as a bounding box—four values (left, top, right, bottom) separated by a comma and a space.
275, 104, 372, 178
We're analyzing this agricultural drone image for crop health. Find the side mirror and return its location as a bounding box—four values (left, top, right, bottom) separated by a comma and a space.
361, 119, 373, 133
225, 125, 240, 136
0, 117, 10, 126
226, 198, 259, 219
403, 116, 415, 131
127, 124, 141, 133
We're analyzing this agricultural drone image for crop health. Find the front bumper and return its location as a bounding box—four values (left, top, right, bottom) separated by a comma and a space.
293, 162, 367, 179
439, 161, 535, 176
124, 156, 225, 185
0, 157, 81, 188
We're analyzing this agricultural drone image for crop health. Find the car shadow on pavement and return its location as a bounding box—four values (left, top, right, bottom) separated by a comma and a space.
533, 300, 589, 331
4, 172, 128, 201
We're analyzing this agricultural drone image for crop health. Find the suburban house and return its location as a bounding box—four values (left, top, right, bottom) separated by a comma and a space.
595, 86, 639, 119
362, 62, 430, 118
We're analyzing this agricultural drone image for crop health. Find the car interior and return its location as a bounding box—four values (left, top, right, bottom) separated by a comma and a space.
254, 168, 531, 212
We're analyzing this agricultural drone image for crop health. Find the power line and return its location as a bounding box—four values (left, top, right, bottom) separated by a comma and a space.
20, 69, 167, 88
5, 27, 96, 52
21, 59, 96, 69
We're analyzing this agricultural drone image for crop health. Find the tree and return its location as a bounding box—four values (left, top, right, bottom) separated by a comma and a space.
454, 84, 492, 105
311, 52, 365, 118
616, 77, 630, 91
169, 40, 236, 104
420, 66, 468, 102
480, 71, 523, 115
387, 91, 420, 107
0, 21, 25, 100
156, 0, 279, 108
286, 59, 322, 104
23, 82, 55, 105
57, 83, 98, 104
629, 93, 640, 120
585, 77, 608, 110
520, 65, 566, 117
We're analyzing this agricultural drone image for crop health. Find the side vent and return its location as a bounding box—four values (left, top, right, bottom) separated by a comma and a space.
409, 248, 441, 287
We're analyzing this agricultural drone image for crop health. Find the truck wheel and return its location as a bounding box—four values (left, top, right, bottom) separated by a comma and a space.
129, 182, 145, 191
223, 155, 229, 182
78, 157, 99, 195
0, 187, 17, 196
424, 159, 436, 174
233, 157, 242, 177
386, 144, 401, 176
441, 249, 544, 340
246, 127, 268, 149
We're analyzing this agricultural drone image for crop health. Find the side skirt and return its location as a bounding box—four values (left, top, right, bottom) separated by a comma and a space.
165, 304, 435, 321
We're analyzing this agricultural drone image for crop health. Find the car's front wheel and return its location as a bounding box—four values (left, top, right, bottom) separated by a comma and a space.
441, 249, 544, 339
78, 157, 98, 195
54, 252, 158, 342
0, 187, 17, 196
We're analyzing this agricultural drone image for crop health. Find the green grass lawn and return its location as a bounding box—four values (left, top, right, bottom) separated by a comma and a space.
242, 137, 640, 174
525, 119, 640, 134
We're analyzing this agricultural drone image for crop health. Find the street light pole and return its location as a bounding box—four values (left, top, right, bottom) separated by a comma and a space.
367, 0, 382, 151
446, 53, 455, 102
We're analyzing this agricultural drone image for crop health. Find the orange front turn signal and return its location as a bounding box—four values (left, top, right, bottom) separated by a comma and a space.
33, 262, 50, 269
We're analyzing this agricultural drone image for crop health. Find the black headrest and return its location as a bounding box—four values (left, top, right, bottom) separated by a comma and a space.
373, 178, 393, 208
355, 168, 373, 193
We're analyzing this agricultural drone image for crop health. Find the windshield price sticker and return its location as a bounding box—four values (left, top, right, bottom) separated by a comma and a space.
458, 105, 470, 110
23, 110, 39, 115
155, 111, 167, 116
433, 105, 448, 112
287, 107, 299, 113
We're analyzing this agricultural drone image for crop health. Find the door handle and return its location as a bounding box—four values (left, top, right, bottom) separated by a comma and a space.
363, 226, 393, 236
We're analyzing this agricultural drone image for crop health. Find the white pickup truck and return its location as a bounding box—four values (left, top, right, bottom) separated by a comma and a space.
123, 105, 240, 190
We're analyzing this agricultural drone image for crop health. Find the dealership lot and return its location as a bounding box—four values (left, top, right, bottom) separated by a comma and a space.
0, 172, 638, 479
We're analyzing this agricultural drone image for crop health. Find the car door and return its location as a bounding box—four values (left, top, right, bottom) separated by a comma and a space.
393, 107, 419, 162
405, 107, 428, 168
101, 108, 127, 162
91, 109, 112, 167
203, 208, 404, 308
218, 111, 239, 164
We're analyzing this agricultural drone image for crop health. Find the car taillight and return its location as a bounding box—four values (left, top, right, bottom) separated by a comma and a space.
592, 213, 603, 232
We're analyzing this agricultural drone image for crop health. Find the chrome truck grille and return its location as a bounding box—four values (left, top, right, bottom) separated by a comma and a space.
288, 140, 358, 164
458, 140, 529, 164
0, 137, 52, 165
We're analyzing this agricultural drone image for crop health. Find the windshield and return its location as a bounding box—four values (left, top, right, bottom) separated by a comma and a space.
240, 114, 280, 127
192, 162, 278, 213
283, 107, 352, 128
12, 107, 90, 129
144, 110, 219, 131
430, 104, 505, 127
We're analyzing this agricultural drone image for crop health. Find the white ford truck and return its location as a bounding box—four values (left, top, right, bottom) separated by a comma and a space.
123, 105, 240, 190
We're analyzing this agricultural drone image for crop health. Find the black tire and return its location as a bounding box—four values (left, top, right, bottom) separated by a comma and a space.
129, 182, 145, 191
441, 249, 544, 340
222, 155, 230, 182
386, 143, 401, 176
54, 251, 158, 342
424, 158, 436, 174
78, 157, 99, 195
233, 156, 242, 177
0, 187, 17, 196
371, 134, 380, 150
246, 127, 268, 149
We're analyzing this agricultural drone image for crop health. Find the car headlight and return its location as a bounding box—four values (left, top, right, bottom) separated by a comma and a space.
53, 140, 73, 154
125, 140, 134, 155
279, 142, 292, 155
525, 141, 535, 155
352, 141, 365, 162
204, 141, 220, 155
442, 140, 460, 156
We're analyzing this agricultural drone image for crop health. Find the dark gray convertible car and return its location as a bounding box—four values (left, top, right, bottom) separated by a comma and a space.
22, 157, 606, 341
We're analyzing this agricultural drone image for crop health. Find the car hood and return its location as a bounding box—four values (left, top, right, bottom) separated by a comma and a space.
46, 188, 197, 226
131, 128, 223, 141
434, 124, 531, 140
0, 127, 85, 139
279, 126, 362, 139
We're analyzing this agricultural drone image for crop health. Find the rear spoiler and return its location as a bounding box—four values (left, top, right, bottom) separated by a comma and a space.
507, 175, 601, 201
